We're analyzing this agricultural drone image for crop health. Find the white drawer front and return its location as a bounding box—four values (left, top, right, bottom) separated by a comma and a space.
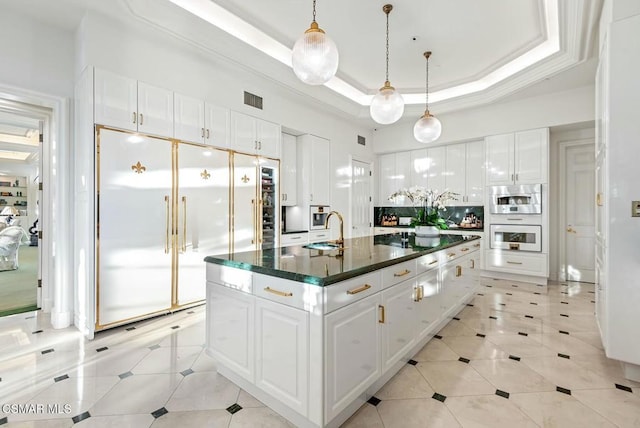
324, 271, 382, 313
486, 250, 548, 276
416, 252, 442, 273
281, 233, 308, 247
308, 230, 331, 243
381, 259, 417, 288
254, 274, 311, 310
206, 263, 252, 293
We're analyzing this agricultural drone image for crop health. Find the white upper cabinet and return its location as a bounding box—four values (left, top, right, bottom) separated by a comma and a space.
445, 140, 485, 205
486, 128, 548, 185
94, 69, 173, 138
410, 149, 428, 189
281, 133, 297, 206
426, 146, 446, 193
378, 152, 411, 206
231, 111, 281, 158
174, 92, 229, 148
297, 134, 330, 206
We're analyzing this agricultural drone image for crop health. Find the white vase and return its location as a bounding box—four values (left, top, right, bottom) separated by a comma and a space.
415, 235, 441, 247
415, 225, 440, 237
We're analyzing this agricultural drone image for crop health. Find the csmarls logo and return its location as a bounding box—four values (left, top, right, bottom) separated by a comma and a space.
2, 403, 72, 414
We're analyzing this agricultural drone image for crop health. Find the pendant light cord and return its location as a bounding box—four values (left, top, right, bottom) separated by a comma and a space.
312, 0, 317, 22
425, 54, 429, 112
385, 9, 390, 82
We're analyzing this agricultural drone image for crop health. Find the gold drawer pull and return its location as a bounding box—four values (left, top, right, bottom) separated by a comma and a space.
347, 284, 372, 295
378, 305, 385, 324
460, 247, 469, 252
456, 266, 462, 277
394, 269, 411, 277
473, 243, 481, 248
264, 287, 293, 297
506, 261, 523, 265
448, 253, 456, 258
471, 259, 475, 269
428, 260, 438, 265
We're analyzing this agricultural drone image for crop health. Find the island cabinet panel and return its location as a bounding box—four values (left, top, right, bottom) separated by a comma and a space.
324, 271, 381, 314
255, 298, 309, 417
381, 259, 417, 289
380, 279, 417, 372
325, 293, 381, 422
414, 269, 442, 341
206, 283, 255, 383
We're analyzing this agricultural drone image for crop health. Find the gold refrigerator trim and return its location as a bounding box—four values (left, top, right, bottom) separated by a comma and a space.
94, 126, 232, 331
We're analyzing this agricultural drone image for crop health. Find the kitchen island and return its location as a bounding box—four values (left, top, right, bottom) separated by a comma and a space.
204, 233, 481, 428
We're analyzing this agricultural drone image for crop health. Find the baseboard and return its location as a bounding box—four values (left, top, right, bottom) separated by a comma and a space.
51, 310, 72, 329
481, 276, 548, 294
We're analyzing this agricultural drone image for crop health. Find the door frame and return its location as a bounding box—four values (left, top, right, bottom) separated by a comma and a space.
558, 138, 595, 282
0, 83, 71, 328
349, 157, 373, 238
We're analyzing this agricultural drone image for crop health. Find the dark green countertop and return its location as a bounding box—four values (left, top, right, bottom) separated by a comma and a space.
204, 233, 480, 286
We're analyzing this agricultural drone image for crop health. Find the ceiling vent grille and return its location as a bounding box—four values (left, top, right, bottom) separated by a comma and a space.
244, 91, 263, 110
357, 135, 366, 146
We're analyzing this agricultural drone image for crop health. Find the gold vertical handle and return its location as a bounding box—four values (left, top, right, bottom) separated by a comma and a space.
201, 128, 205, 138
139, 113, 144, 125
456, 265, 462, 277
258, 198, 263, 244
471, 259, 475, 269
251, 199, 256, 245
419, 285, 424, 301
132, 112, 137, 124
378, 305, 385, 324
596, 193, 603, 206
164, 195, 170, 254
413, 287, 420, 302
182, 196, 187, 252
206, 129, 210, 139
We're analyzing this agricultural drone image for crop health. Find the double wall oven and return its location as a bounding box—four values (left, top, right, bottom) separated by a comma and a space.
489, 184, 543, 252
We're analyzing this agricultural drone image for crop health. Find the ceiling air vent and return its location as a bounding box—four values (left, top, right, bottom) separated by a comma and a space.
357, 135, 366, 146
244, 91, 263, 110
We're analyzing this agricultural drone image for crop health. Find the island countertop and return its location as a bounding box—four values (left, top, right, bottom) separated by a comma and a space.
204, 233, 480, 286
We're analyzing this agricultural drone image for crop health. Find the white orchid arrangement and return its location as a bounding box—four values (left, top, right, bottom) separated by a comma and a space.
388, 186, 459, 229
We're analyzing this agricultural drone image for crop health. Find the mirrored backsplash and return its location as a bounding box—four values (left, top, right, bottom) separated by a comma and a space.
374, 205, 484, 227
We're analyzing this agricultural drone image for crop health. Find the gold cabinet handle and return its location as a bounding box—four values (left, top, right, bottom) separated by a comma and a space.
347, 284, 371, 295
251, 199, 256, 245
164, 195, 170, 254
182, 196, 187, 252
448, 253, 456, 258
132, 112, 137, 124
206, 129, 210, 139
460, 247, 469, 252
413, 287, 420, 302
471, 259, 475, 269
428, 259, 438, 265
264, 287, 293, 297
567, 227, 576, 233
473, 243, 481, 248
596, 192, 603, 206
456, 265, 462, 277
139, 113, 144, 125
393, 269, 411, 277
419, 285, 424, 301
378, 305, 385, 324
507, 261, 523, 265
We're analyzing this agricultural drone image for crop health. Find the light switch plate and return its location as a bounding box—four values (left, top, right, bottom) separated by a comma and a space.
632, 201, 640, 217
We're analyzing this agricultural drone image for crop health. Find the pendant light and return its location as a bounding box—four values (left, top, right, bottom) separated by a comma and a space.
414, 51, 442, 143
370, 4, 404, 125
292, 0, 339, 85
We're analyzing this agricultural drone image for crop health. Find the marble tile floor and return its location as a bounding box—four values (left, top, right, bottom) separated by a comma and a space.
0, 281, 638, 427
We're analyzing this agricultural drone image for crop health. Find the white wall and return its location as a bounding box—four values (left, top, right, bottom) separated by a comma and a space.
372, 85, 595, 153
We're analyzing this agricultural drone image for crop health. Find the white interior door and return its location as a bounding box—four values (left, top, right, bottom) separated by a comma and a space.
98, 129, 173, 327
351, 159, 371, 238
232, 153, 258, 253
563, 142, 595, 283
176, 143, 229, 305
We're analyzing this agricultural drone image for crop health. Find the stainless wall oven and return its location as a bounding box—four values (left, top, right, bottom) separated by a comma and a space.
490, 224, 542, 252
310, 205, 331, 230
489, 184, 542, 214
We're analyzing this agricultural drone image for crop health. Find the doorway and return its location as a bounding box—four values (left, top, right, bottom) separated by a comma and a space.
351, 159, 372, 238
559, 140, 595, 283
0, 108, 42, 317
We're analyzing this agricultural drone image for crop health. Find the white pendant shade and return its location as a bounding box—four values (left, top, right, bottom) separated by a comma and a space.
292, 24, 339, 85
370, 84, 404, 124
413, 113, 442, 144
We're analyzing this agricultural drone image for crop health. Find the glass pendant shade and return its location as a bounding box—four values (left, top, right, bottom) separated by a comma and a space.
370, 82, 405, 124
292, 22, 339, 85
414, 112, 442, 144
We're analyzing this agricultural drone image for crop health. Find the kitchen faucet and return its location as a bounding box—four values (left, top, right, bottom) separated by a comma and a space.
324, 211, 344, 247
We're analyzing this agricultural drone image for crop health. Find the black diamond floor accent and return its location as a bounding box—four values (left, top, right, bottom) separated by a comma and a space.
151, 407, 169, 418
466, 304, 474, 307
561, 301, 569, 304
0, 416, 6, 425
41, 348, 54, 355
458, 357, 470, 364
496, 389, 510, 399
509, 355, 521, 361
125, 326, 136, 331
518, 332, 528, 336
506, 293, 513, 296
180, 368, 194, 377
54, 374, 69, 382
407, 359, 418, 366
72, 411, 91, 424
96, 347, 108, 352
485, 285, 493, 288
525, 315, 534, 319
560, 314, 569, 317
149, 344, 160, 350
499, 303, 506, 306
476, 333, 486, 338
432, 392, 447, 402
591, 300, 596, 303
615, 383, 633, 393
557, 386, 572, 395
452, 317, 460, 321
561, 291, 569, 295
434, 335, 443, 340
558, 353, 570, 359
534, 292, 541, 295
489, 316, 497, 320
32, 330, 43, 334
530, 302, 538, 305
171, 325, 180, 330
119, 371, 133, 379
588, 291, 595, 294
367, 396, 381, 406
511, 284, 519, 287
477, 293, 485, 296
559, 330, 569, 335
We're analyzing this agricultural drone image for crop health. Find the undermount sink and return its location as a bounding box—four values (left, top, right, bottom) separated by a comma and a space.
303, 242, 342, 251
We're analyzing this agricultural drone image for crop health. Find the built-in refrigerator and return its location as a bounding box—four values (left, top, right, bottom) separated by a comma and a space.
231, 152, 279, 253
96, 127, 229, 330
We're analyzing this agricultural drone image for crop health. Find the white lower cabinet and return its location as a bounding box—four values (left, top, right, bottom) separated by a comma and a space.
414, 269, 441, 341
324, 293, 381, 422
255, 298, 309, 416
380, 279, 416, 372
